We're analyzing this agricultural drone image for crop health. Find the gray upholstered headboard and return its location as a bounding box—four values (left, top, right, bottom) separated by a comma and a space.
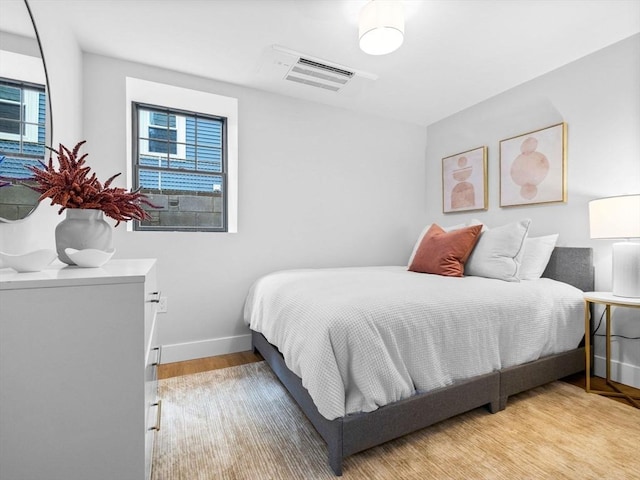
542, 247, 594, 292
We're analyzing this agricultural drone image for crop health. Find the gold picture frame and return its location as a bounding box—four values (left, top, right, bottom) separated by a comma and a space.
499, 122, 567, 207
442, 146, 488, 213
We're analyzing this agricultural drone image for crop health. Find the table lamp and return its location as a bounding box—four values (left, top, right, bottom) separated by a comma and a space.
589, 194, 640, 297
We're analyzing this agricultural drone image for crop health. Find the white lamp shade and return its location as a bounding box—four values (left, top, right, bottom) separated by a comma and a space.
359, 0, 404, 55
589, 194, 640, 239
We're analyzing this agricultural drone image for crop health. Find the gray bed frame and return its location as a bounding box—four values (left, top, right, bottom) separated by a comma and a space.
251, 247, 594, 476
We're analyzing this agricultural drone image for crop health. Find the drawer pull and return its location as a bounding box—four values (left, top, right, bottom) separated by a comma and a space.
149, 400, 162, 431
151, 346, 162, 366
148, 291, 161, 303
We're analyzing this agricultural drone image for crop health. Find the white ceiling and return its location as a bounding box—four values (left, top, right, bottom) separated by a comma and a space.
2, 0, 639, 126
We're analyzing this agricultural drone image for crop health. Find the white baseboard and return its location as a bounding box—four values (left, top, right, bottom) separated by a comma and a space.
593, 355, 640, 389
160, 334, 252, 364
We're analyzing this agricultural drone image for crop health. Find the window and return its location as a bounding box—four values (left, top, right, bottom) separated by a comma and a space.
126, 77, 238, 232
0, 78, 46, 220
0, 78, 46, 180
133, 102, 227, 231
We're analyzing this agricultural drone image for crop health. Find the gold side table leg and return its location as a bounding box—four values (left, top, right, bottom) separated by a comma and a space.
585, 300, 591, 393
583, 296, 640, 409
606, 304, 611, 382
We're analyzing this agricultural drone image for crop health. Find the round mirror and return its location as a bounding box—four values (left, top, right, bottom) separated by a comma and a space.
0, 0, 53, 222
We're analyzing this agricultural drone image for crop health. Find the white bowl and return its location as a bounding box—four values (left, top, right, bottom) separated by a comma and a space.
65, 248, 116, 268
0, 249, 58, 272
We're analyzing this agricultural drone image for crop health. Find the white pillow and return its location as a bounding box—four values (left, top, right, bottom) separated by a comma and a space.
407, 219, 487, 266
465, 219, 531, 282
519, 234, 559, 280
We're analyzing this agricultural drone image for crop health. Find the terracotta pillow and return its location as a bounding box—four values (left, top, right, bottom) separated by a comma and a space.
408, 223, 483, 277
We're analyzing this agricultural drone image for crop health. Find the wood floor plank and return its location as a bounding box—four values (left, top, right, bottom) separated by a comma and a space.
562, 372, 640, 407
158, 351, 262, 379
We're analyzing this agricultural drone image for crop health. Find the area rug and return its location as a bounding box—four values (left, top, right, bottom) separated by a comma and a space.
152, 361, 640, 480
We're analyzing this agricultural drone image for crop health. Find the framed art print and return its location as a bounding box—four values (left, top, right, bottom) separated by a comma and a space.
499, 123, 567, 207
442, 146, 488, 213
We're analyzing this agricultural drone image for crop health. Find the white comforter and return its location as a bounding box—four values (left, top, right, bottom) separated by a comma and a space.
244, 266, 584, 420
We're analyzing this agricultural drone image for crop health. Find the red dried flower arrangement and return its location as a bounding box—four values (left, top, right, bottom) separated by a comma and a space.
27, 140, 155, 226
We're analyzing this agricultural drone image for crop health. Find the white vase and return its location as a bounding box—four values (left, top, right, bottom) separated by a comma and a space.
55, 209, 113, 265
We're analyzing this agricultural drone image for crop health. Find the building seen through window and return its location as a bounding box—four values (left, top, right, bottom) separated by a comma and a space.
0, 78, 46, 220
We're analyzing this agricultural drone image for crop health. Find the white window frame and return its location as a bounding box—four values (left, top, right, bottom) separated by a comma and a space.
138, 110, 187, 159
125, 77, 238, 233
0, 50, 46, 144
0, 83, 41, 143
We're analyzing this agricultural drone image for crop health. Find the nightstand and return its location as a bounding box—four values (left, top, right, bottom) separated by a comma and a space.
583, 292, 640, 408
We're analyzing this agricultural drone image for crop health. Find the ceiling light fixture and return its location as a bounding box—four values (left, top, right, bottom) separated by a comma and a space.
359, 0, 405, 56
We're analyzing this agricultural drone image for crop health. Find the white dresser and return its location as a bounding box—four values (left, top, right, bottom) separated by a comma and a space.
0, 259, 160, 480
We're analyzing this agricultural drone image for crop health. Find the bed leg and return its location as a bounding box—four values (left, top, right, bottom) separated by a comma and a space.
488, 396, 507, 413
327, 438, 343, 476
328, 453, 343, 476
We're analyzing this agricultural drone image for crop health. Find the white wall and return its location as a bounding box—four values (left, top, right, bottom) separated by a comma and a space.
82, 53, 427, 362
425, 34, 640, 387
0, 5, 83, 256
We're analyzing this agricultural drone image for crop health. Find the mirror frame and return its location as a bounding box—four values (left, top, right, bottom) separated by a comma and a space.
24, 0, 53, 147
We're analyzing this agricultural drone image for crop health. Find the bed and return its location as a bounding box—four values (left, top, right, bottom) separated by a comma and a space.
246, 246, 593, 476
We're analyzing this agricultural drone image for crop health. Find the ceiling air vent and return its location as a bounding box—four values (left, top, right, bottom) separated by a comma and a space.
258, 45, 377, 95
286, 58, 354, 92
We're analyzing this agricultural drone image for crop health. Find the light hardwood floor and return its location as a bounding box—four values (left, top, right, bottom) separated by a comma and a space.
158, 351, 262, 379
159, 351, 640, 408
562, 373, 640, 408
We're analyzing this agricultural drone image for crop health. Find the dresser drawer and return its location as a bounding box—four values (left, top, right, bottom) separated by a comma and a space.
144, 345, 160, 480
145, 320, 160, 429
144, 263, 159, 359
